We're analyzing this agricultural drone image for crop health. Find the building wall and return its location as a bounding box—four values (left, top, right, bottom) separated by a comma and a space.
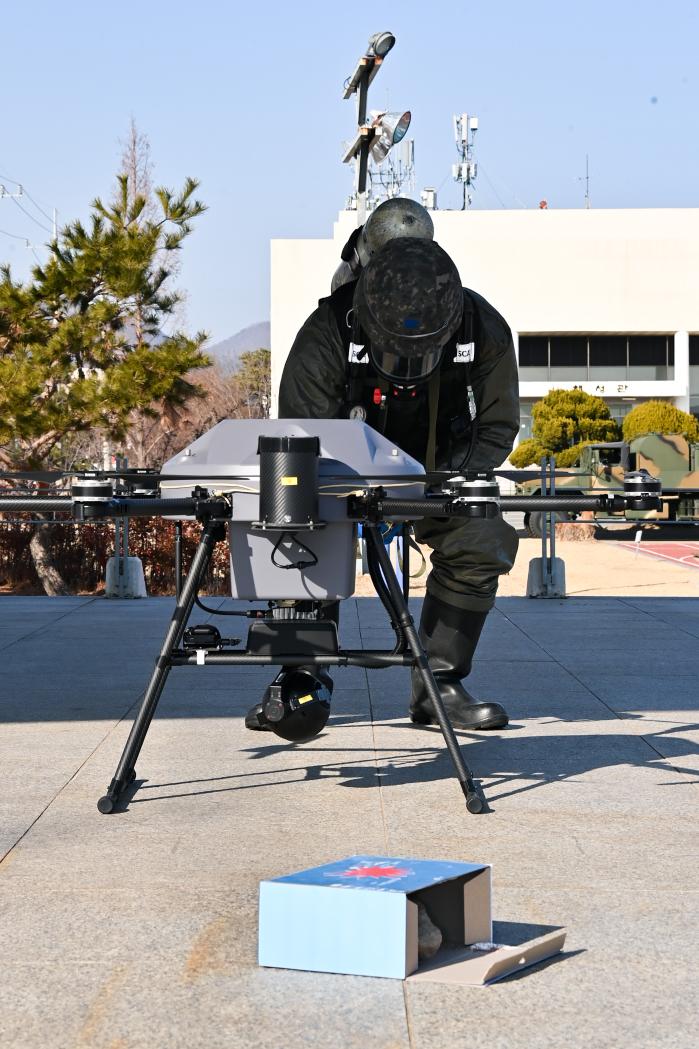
271, 207, 699, 419
270, 239, 338, 415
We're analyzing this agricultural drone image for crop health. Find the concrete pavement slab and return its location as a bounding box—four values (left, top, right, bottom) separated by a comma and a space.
2, 594, 698, 1049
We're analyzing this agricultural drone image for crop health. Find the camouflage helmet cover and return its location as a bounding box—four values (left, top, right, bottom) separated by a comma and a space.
357, 197, 434, 267
354, 238, 463, 385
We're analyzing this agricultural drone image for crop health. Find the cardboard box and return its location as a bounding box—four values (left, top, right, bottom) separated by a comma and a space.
259, 855, 565, 984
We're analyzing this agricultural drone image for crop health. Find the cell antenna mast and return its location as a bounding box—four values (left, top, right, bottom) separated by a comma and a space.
453, 113, 478, 209
371, 137, 416, 204
579, 154, 591, 208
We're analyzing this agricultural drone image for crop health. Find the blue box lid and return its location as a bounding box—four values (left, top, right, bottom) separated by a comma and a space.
269, 855, 488, 894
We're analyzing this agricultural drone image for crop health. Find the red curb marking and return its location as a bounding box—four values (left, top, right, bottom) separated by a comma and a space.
620, 542, 699, 568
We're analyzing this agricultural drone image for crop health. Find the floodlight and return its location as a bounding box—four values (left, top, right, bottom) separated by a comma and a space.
370, 111, 411, 163
367, 31, 395, 58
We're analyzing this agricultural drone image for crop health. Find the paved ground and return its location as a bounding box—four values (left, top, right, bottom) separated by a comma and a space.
2, 588, 698, 1049
358, 535, 699, 599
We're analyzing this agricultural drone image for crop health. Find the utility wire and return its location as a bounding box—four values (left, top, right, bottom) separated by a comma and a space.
21, 188, 54, 226
0, 171, 54, 224
11, 196, 52, 235
477, 163, 508, 209
478, 163, 528, 209
0, 227, 29, 242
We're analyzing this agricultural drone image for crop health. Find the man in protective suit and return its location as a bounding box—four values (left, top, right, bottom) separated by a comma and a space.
247, 198, 519, 733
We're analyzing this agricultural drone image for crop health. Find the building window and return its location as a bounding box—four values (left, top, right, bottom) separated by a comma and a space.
690, 336, 699, 365
607, 401, 636, 428
549, 336, 587, 381
518, 334, 674, 382
518, 336, 548, 381
628, 336, 670, 380
518, 405, 533, 440
589, 336, 627, 381
690, 335, 699, 418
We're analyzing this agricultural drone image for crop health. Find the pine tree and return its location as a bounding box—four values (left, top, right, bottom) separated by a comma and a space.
233, 349, 271, 418
0, 173, 209, 592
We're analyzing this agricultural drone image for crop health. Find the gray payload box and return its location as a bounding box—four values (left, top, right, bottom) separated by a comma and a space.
160, 419, 425, 601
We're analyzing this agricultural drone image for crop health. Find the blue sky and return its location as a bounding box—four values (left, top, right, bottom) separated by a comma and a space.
1, 0, 697, 343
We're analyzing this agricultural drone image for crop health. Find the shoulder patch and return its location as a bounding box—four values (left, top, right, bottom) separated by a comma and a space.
453, 341, 475, 364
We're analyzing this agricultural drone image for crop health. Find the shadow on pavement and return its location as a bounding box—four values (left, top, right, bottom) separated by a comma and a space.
120, 718, 699, 811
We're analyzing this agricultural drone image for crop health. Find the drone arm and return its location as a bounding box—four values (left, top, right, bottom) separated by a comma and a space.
0, 497, 72, 512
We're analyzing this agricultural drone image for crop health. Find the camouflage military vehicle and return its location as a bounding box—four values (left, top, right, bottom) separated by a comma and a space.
516, 433, 699, 536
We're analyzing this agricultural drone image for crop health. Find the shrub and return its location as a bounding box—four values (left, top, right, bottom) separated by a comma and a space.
509, 439, 547, 468
622, 401, 699, 442
532, 389, 620, 448
555, 440, 598, 467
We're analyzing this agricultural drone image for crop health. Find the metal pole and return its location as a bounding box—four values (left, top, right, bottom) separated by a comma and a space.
121, 455, 129, 568
540, 456, 548, 594
356, 68, 370, 224
116, 518, 124, 578
174, 520, 183, 599
549, 454, 557, 585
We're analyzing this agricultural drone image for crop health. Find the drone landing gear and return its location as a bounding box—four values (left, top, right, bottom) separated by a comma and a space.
97, 518, 225, 814
96, 519, 484, 815
363, 526, 484, 815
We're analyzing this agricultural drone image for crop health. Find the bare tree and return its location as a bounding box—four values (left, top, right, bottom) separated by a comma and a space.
119, 117, 156, 220
125, 362, 245, 467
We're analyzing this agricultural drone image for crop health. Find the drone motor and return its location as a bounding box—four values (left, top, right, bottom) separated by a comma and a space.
623, 470, 662, 511
444, 474, 501, 518
70, 479, 114, 518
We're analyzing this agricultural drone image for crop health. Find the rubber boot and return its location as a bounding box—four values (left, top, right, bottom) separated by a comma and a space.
245, 602, 339, 731
409, 594, 508, 731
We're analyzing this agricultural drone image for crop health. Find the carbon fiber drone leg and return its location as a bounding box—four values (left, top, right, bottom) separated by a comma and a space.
364, 526, 485, 814
97, 519, 224, 814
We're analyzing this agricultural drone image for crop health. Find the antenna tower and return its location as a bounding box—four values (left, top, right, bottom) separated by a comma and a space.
579, 154, 591, 208
369, 137, 416, 207
453, 113, 478, 209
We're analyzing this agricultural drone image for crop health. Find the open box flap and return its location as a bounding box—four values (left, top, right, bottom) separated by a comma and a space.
407, 927, 567, 986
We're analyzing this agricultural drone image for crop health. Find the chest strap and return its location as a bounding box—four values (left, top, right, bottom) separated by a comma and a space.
425, 369, 441, 473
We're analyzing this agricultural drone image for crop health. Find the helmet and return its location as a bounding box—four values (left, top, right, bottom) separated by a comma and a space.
331, 259, 357, 294
354, 238, 463, 385
261, 667, 333, 743
356, 198, 434, 268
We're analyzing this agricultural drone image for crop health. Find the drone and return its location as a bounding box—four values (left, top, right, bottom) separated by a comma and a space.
0, 419, 665, 816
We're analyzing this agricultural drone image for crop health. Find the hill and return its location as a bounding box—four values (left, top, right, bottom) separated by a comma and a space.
206, 321, 270, 372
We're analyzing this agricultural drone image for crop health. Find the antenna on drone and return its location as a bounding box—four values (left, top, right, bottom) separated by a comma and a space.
453, 113, 478, 209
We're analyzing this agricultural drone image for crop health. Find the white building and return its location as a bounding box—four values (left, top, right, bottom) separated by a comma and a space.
271, 207, 699, 440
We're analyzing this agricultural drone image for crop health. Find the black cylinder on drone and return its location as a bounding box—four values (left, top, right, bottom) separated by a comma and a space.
257, 435, 320, 530
623, 470, 662, 510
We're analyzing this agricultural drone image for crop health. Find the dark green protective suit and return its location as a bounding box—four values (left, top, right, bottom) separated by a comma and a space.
279, 280, 519, 612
